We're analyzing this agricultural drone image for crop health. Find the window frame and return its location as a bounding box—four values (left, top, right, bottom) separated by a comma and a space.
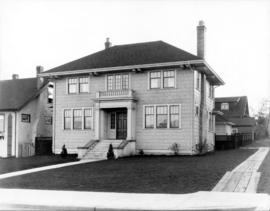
145, 106, 155, 129
143, 104, 181, 129
208, 112, 214, 132
156, 105, 168, 128
79, 77, 90, 93
163, 70, 175, 88
149, 69, 176, 90
195, 71, 201, 91
63, 107, 93, 130
150, 71, 161, 89
64, 109, 72, 130
106, 73, 130, 91
67, 76, 90, 94
221, 103, 229, 110
0, 114, 5, 133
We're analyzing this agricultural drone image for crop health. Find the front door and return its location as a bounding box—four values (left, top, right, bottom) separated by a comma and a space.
116, 111, 127, 139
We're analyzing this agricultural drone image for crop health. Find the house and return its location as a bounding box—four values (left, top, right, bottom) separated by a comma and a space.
215, 114, 235, 136
215, 96, 256, 141
40, 21, 224, 159
0, 67, 53, 158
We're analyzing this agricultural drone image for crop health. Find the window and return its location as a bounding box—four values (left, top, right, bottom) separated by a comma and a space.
0, 115, 4, 132
209, 85, 214, 98
110, 112, 116, 129
170, 105, 179, 128
145, 106, 154, 128
156, 106, 168, 128
107, 75, 114, 90
163, 70, 175, 88
195, 71, 200, 90
79, 77, 89, 93
107, 74, 129, 90
195, 106, 200, 117
73, 109, 82, 129
221, 103, 229, 110
84, 109, 92, 129
68, 78, 77, 94
208, 112, 214, 132
64, 109, 72, 130
150, 72, 161, 89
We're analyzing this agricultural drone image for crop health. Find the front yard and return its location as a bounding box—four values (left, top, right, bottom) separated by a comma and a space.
0, 149, 255, 193
0, 155, 78, 174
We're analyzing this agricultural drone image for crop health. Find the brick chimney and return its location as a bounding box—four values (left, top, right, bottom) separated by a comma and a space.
36, 65, 44, 89
197, 20, 206, 59
105, 37, 112, 49
12, 74, 19, 80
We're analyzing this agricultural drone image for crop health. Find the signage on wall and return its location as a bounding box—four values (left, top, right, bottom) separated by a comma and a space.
21, 114, 31, 123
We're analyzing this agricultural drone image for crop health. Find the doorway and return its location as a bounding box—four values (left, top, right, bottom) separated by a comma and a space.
116, 111, 127, 139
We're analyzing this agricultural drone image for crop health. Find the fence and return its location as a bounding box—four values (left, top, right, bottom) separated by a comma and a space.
215, 133, 253, 150
35, 137, 53, 155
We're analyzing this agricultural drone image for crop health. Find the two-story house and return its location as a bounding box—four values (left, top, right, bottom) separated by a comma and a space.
40, 21, 224, 159
0, 67, 53, 157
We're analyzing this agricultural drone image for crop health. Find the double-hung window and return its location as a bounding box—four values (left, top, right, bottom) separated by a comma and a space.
150, 72, 161, 89
195, 71, 200, 90
0, 115, 4, 132
73, 109, 82, 130
209, 85, 214, 98
209, 112, 214, 132
68, 78, 77, 94
156, 106, 168, 128
163, 70, 175, 88
64, 109, 72, 130
79, 77, 89, 93
107, 74, 129, 90
145, 106, 155, 128
84, 109, 92, 129
170, 105, 179, 128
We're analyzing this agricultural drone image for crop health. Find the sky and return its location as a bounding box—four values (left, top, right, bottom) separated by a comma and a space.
0, 0, 269, 115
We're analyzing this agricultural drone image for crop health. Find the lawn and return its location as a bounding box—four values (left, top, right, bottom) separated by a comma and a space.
0, 155, 78, 174
0, 149, 255, 194
257, 149, 270, 194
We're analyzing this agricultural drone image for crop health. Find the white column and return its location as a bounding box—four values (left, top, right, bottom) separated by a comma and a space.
95, 104, 100, 140
126, 102, 136, 140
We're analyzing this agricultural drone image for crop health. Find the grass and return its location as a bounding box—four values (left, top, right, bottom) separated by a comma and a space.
0, 155, 78, 174
257, 149, 270, 194
0, 149, 255, 194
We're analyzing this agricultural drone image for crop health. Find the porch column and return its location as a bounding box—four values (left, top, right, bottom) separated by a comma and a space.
95, 104, 100, 140
126, 102, 136, 140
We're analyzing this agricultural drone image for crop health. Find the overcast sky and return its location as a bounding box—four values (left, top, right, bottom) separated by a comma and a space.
0, 0, 269, 114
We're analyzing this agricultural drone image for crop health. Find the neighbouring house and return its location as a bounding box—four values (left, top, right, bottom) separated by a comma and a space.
0, 67, 53, 158
215, 114, 235, 136
40, 21, 224, 159
215, 96, 256, 141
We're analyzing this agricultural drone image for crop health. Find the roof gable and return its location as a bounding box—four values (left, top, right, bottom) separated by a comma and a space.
0, 78, 39, 111
44, 41, 201, 74
215, 96, 249, 118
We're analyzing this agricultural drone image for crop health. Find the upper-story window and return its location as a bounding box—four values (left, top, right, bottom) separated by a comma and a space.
195, 71, 201, 90
209, 85, 214, 98
68, 78, 77, 94
221, 103, 229, 110
149, 69, 176, 89
150, 72, 161, 89
0, 115, 4, 132
68, 76, 89, 94
163, 70, 175, 88
107, 74, 129, 90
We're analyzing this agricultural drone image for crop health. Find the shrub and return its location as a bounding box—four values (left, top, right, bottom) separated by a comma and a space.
60, 144, 68, 158
139, 149, 144, 156
169, 143, 180, 155
107, 144, 115, 160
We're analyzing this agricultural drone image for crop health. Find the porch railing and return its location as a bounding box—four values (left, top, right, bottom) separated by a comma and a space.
96, 89, 135, 100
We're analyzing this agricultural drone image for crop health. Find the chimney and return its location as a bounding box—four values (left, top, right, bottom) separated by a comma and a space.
36, 65, 44, 89
12, 74, 19, 80
197, 20, 206, 59
105, 37, 112, 49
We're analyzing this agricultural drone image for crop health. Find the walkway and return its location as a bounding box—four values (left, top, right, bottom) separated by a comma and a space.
0, 188, 269, 210
213, 138, 270, 193
0, 159, 103, 180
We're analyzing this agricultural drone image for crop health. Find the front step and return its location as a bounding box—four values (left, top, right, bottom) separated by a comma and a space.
81, 140, 123, 160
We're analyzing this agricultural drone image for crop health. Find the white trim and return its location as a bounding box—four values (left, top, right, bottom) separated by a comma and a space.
40, 60, 203, 77
62, 107, 94, 131
143, 104, 181, 129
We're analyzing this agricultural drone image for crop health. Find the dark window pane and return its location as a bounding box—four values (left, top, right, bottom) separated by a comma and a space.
111, 113, 116, 129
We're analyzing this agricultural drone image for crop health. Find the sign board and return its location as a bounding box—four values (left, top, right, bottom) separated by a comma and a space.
21, 114, 31, 123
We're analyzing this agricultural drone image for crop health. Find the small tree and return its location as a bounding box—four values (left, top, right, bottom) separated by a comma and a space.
60, 144, 68, 158
107, 144, 115, 160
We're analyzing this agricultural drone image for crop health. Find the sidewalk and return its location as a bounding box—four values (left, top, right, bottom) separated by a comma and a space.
213, 138, 270, 193
0, 188, 269, 210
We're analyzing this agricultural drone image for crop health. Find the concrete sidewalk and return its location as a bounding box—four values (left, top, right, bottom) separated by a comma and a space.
0, 188, 269, 210
0, 159, 103, 180
213, 147, 269, 193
